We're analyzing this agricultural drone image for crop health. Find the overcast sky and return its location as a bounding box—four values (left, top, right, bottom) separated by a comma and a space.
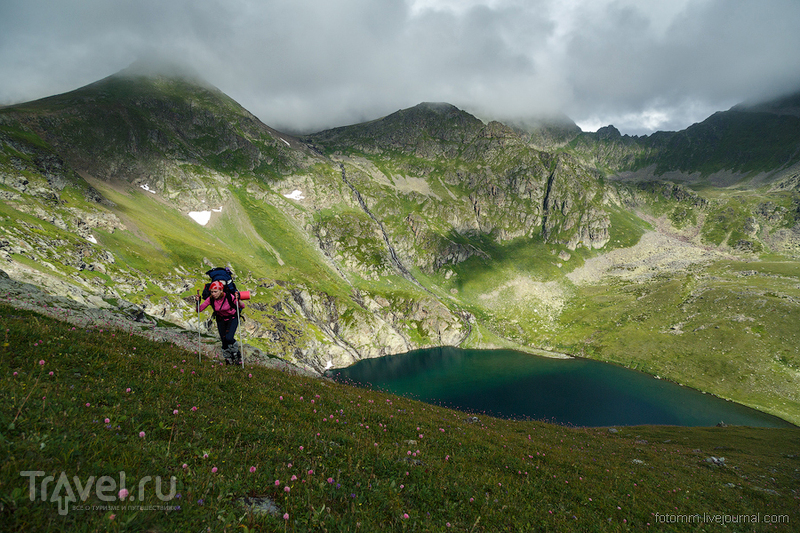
2, 0, 799, 135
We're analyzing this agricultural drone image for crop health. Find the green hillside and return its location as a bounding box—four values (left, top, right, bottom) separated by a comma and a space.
2, 304, 798, 532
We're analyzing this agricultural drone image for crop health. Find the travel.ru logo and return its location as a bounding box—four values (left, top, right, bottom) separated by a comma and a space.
20, 470, 177, 516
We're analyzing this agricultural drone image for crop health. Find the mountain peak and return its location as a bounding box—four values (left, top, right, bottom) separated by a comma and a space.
307, 101, 486, 154
414, 102, 460, 114
388, 102, 483, 127
596, 124, 622, 139
115, 57, 208, 85
502, 113, 582, 149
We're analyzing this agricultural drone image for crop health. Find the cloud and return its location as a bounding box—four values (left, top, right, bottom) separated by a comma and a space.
1, 0, 799, 135
563, 0, 800, 132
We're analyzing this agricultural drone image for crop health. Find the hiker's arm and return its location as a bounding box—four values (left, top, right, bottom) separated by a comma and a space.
198, 297, 212, 312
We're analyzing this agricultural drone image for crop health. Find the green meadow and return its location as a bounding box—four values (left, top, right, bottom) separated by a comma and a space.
1, 303, 798, 532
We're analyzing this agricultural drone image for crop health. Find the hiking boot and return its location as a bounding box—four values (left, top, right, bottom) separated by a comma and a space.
226, 342, 241, 365
222, 346, 234, 364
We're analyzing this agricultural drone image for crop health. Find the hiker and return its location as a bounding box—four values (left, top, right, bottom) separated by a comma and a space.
195, 281, 245, 364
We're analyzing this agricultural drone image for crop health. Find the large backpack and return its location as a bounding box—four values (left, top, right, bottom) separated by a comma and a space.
201, 267, 239, 311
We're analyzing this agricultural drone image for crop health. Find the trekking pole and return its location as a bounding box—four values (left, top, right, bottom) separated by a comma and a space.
236, 294, 244, 369
196, 290, 201, 363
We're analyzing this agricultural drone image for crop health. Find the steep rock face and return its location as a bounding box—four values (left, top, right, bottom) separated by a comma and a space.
312, 209, 396, 280
403, 212, 490, 273
0, 147, 126, 270
448, 149, 551, 240
541, 153, 610, 249
310, 104, 611, 270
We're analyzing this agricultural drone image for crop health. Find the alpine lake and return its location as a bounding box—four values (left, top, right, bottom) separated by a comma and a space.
327, 347, 794, 428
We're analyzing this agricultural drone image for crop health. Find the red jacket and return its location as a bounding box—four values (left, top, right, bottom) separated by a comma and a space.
199, 293, 243, 319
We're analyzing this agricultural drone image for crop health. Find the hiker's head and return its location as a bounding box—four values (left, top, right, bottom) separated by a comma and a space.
209, 281, 224, 298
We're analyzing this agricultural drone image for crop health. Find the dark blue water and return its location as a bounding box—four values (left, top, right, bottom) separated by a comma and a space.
328, 347, 793, 427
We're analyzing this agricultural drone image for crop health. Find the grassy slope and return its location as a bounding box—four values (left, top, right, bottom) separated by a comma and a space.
1, 303, 798, 532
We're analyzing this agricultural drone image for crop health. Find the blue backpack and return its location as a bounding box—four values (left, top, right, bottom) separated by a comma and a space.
201, 267, 239, 307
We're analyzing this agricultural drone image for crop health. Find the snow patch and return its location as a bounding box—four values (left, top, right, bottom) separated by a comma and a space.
284, 190, 305, 200
280, 138, 290, 146
188, 206, 223, 225
140, 184, 157, 194
87, 235, 97, 244
324, 360, 333, 370
188, 211, 212, 225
